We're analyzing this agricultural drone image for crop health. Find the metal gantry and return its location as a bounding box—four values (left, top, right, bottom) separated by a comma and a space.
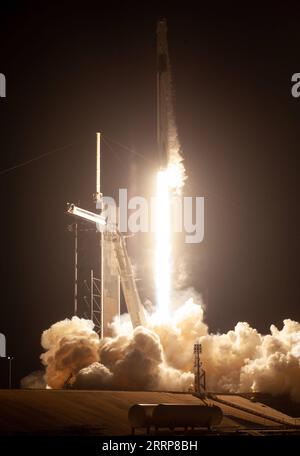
90, 269, 103, 337
194, 342, 206, 395
67, 133, 145, 336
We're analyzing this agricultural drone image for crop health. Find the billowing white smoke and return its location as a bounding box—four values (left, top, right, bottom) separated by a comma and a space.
239, 320, 300, 400
39, 297, 300, 401
21, 370, 46, 389
40, 317, 100, 389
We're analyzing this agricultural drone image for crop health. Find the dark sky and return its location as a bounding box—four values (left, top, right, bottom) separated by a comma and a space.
0, 1, 299, 385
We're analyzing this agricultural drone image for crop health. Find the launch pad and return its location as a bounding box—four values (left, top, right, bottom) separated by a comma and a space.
0, 389, 299, 436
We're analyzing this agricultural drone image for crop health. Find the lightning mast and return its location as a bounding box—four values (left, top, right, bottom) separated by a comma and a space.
194, 342, 206, 396
92, 132, 104, 338
74, 222, 78, 315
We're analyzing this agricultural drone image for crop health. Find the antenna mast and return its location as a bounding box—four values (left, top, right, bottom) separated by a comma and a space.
194, 342, 206, 396
91, 132, 104, 337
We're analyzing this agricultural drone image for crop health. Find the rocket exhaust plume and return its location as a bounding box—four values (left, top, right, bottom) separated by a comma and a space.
155, 19, 186, 320
156, 19, 186, 189
36, 296, 300, 402
155, 170, 171, 320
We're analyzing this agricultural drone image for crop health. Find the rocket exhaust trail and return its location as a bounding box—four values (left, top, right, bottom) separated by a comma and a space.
156, 19, 185, 184
156, 19, 169, 170
155, 19, 185, 319
155, 170, 171, 320
155, 19, 171, 320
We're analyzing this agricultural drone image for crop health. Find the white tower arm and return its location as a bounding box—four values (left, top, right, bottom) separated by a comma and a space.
111, 231, 146, 328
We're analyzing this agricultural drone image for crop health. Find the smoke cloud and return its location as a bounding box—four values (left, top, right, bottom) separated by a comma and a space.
38, 298, 300, 402
20, 370, 46, 389
40, 317, 100, 388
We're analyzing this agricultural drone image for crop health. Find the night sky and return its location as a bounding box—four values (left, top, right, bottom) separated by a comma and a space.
0, 2, 299, 386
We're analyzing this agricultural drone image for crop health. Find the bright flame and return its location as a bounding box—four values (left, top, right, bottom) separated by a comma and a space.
155, 161, 185, 321
155, 170, 171, 320
165, 163, 184, 189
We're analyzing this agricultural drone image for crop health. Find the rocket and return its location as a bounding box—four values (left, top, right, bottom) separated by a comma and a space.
156, 18, 169, 170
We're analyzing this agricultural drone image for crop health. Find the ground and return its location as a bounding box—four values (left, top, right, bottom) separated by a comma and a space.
0, 390, 299, 436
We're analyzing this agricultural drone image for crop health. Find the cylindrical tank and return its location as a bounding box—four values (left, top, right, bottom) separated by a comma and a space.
128, 404, 157, 427
153, 404, 223, 429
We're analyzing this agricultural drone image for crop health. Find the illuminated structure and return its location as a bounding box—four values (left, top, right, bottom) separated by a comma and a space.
67, 134, 145, 335
67, 204, 106, 226
194, 342, 206, 395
